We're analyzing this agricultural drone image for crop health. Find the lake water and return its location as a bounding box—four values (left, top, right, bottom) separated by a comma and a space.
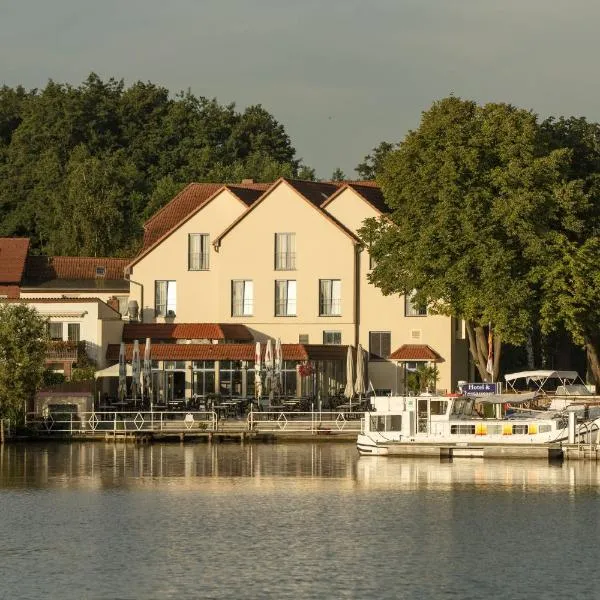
1, 442, 599, 600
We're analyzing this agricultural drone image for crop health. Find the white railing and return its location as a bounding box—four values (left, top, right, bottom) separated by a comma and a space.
247, 411, 362, 434
24, 409, 364, 436
26, 411, 218, 434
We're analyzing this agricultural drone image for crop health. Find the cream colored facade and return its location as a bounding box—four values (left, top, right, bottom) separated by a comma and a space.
128, 179, 469, 393
130, 188, 248, 323
14, 299, 124, 369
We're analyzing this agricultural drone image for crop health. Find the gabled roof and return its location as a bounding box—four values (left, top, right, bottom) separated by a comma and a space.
122, 323, 253, 342
389, 344, 443, 362
321, 182, 389, 214
130, 182, 269, 268
0, 237, 30, 283
213, 178, 361, 247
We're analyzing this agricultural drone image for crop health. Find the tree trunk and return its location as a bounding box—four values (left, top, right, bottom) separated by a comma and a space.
583, 334, 600, 393
465, 320, 502, 382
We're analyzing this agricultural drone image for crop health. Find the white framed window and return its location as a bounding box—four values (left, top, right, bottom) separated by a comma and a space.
232, 280, 253, 316
405, 290, 427, 316
369, 331, 391, 360
155, 280, 176, 316
319, 279, 341, 316
188, 233, 210, 270
48, 322, 63, 341
275, 280, 297, 316
67, 323, 80, 342
275, 233, 296, 270
323, 331, 341, 345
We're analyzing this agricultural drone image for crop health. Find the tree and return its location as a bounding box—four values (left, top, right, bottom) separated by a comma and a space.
536, 117, 600, 387
359, 97, 568, 381
330, 167, 346, 181
355, 141, 395, 180
0, 304, 48, 424
0, 74, 308, 256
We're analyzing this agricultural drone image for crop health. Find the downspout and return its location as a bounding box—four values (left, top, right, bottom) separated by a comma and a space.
354, 244, 361, 349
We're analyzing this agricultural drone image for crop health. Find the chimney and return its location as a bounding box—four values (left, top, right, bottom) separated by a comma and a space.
241, 179, 254, 185
107, 296, 120, 314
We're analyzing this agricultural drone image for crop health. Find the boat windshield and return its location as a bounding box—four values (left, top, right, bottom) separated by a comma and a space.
451, 398, 475, 416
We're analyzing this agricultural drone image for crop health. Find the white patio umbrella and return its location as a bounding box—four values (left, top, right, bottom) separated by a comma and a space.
131, 340, 141, 406
274, 337, 283, 397
118, 342, 127, 402
344, 345, 354, 401
354, 344, 366, 411
254, 341, 262, 402
264, 339, 274, 397
143, 337, 152, 408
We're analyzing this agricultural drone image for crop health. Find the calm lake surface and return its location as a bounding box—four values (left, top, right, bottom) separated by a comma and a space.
1, 442, 599, 600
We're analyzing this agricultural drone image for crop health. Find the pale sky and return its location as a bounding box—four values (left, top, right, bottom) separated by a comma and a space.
1, 0, 599, 178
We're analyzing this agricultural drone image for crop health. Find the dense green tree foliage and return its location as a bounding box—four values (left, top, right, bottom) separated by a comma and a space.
536, 117, 600, 385
0, 74, 307, 256
355, 141, 396, 180
360, 97, 568, 382
0, 304, 49, 424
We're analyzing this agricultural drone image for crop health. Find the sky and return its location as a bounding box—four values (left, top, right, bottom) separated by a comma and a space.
1, 0, 600, 178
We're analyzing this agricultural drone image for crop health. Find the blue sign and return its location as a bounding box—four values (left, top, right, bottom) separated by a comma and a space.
463, 382, 498, 395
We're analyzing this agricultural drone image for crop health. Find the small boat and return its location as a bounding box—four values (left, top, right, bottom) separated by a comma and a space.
356, 392, 600, 457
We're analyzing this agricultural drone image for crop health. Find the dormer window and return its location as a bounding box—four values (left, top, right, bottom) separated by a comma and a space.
95, 266, 106, 278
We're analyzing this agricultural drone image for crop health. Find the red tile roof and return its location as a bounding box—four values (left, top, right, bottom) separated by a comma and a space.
106, 343, 309, 361
122, 323, 253, 342
0, 238, 30, 283
140, 182, 270, 254
389, 344, 443, 361
106, 342, 351, 362
24, 256, 129, 281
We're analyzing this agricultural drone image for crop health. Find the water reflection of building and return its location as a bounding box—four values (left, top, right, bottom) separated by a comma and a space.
0, 443, 358, 490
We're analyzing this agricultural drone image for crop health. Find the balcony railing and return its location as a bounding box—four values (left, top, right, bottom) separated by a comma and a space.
319, 299, 342, 316
46, 341, 79, 361
275, 252, 296, 270
232, 300, 253, 317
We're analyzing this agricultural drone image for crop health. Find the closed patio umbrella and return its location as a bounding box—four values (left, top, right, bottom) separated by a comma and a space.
131, 340, 141, 406
118, 342, 127, 402
264, 339, 274, 397
354, 344, 366, 411
274, 337, 283, 397
143, 337, 152, 406
254, 342, 262, 402
344, 345, 354, 401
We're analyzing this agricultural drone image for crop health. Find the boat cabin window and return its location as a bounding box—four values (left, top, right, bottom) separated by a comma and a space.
512, 424, 528, 435
451, 424, 476, 434
486, 424, 502, 435
370, 415, 402, 432
451, 398, 475, 416
538, 424, 551, 433
429, 400, 448, 415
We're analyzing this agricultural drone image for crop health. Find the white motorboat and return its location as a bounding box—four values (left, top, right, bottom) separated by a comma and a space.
356, 392, 600, 456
